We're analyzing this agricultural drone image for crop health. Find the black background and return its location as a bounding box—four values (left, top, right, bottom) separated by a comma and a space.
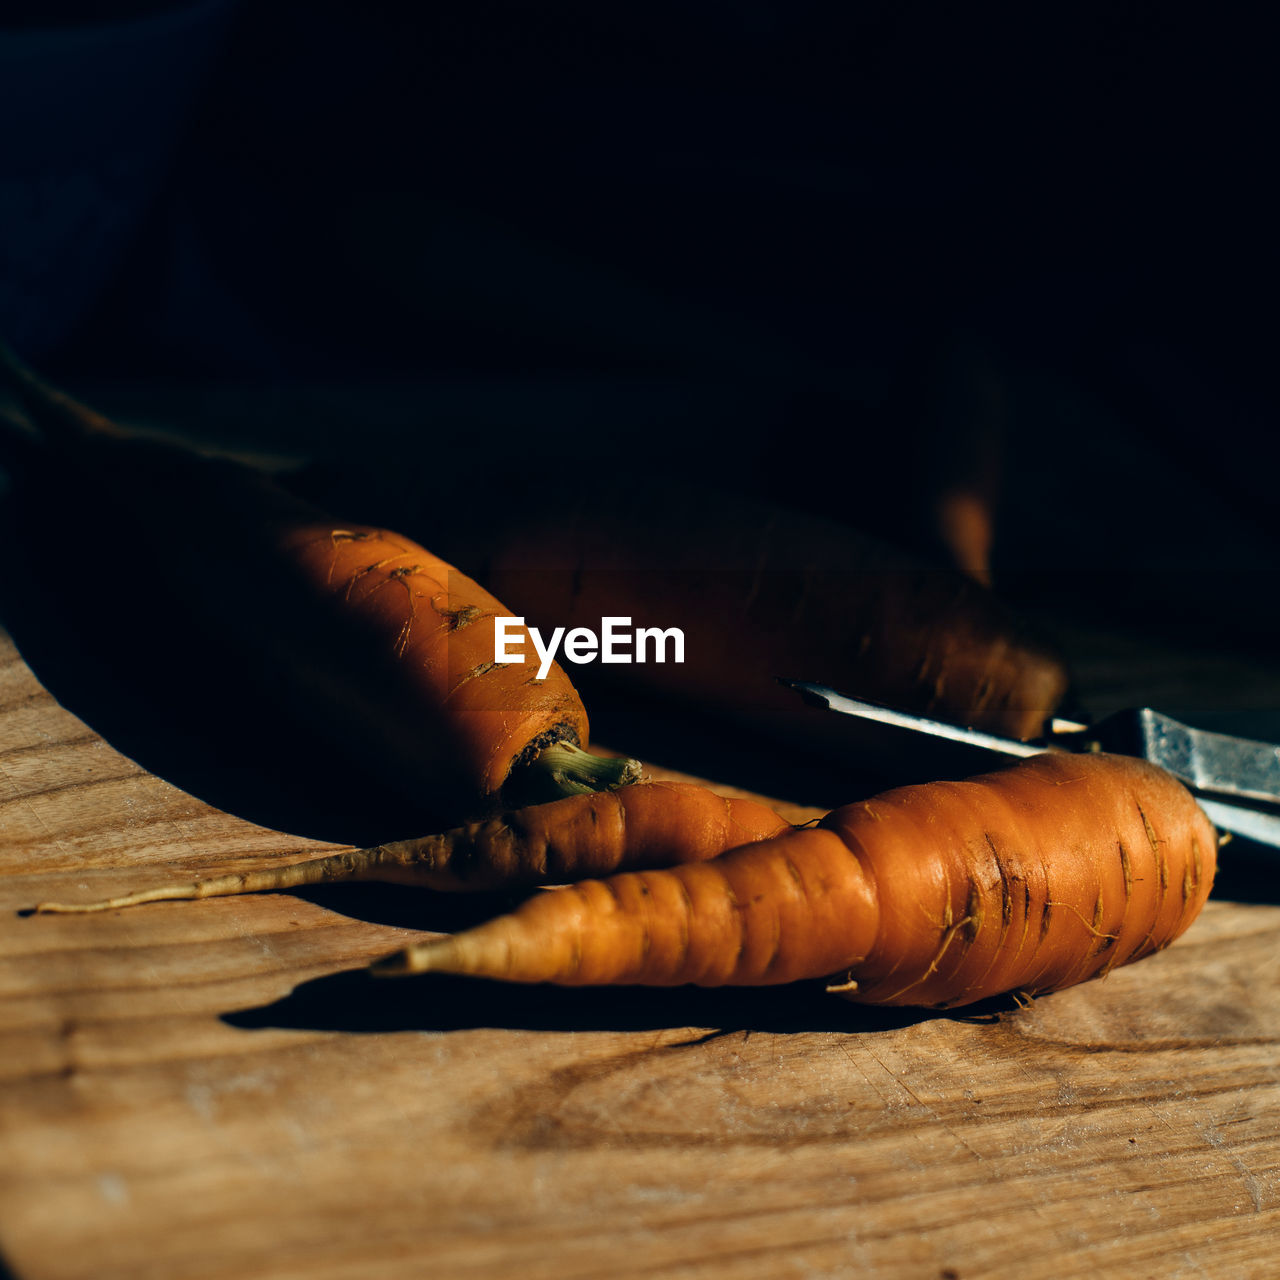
3, 1, 1278, 709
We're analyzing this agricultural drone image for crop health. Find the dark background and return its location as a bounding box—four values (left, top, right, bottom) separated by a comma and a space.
2, 0, 1278, 706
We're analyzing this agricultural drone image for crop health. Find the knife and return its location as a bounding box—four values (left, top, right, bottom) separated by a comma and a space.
780, 679, 1280, 850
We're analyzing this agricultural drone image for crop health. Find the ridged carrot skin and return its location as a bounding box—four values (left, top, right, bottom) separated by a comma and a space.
374, 754, 1218, 1009
32, 781, 791, 912
367, 780, 792, 890
273, 519, 590, 807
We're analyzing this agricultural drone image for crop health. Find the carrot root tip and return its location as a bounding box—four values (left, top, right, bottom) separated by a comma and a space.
825, 976, 859, 994
369, 944, 442, 977
29, 899, 118, 915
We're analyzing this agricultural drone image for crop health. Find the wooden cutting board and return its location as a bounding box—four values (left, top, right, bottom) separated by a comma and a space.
2, 623, 1280, 1280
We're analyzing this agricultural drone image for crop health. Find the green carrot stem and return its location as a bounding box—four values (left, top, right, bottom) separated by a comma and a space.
506, 741, 643, 806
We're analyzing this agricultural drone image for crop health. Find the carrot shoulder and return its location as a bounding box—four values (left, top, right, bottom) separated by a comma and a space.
373, 753, 1218, 1009
272, 520, 601, 807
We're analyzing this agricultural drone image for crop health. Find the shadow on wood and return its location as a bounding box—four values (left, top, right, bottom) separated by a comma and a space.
292, 882, 539, 934
0, 472, 444, 849
1208, 836, 1280, 907
222, 965, 1017, 1037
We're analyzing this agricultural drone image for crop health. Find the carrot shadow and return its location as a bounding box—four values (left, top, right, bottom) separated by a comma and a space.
220, 965, 974, 1036
289, 882, 538, 934
0, 470, 449, 848
220, 917, 1018, 1036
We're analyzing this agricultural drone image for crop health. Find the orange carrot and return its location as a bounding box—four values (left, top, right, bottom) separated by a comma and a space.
30, 781, 789, 911
476, 483, 1069, 742
371, 753, 1217, 1009
292, 466, 1069, 741
0, 344, 635, 824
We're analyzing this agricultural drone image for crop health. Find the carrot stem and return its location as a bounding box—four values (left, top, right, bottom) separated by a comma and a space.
505, 742, 643, 806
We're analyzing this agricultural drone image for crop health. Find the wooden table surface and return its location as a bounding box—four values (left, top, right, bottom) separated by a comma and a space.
3, 603, 1280, 1280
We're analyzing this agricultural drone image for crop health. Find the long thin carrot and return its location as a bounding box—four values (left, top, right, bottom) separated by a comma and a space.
370, 753, 1218, 1009
31, 781, 790, 910
0, 344, 635, 823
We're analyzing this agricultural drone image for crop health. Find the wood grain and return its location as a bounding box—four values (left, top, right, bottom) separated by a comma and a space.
3, 626, 1280, 1280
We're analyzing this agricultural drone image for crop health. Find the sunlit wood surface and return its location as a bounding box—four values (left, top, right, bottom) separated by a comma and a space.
3, 620, 1280, 1280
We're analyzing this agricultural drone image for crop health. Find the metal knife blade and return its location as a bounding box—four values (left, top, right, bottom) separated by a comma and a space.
780, 679, 1280, 850
1071, 706, 1280, 807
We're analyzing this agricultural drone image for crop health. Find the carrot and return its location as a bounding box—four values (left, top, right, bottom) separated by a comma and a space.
370, 753, 1217, 1010
934, 489, 995, 588
291, 464, 1069, 741
31, 781, 789, 910
0, 344, 636, 823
